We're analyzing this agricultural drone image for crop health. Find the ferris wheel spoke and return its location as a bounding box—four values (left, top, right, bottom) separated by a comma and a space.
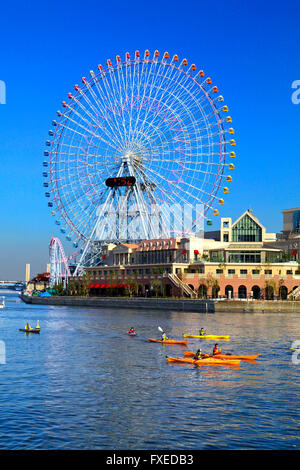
63, 94, 122, 149
96, 70, 129, 148
137, 64, 193, 139
78, 75, 128, 149
56, 113, 119, 152
140, 161, 216, 213
86, 75, 127, 147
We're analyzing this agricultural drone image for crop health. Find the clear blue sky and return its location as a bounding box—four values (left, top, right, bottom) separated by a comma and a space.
0, 0, 299, 280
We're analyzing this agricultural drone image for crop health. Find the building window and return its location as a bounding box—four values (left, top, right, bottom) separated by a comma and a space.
264, 270, 272, 275
228, 251, 261, 263
210, 251, 225, 262
286, 270, 293, 275
216, 269, 223, 274
228, 269, 235, 274
293, 210, 300, 231
223, 221, 229, 227
252, 269, 260, 275
240, 269, 248, 274
232, 214, 262, 242
265, 252, 282, 263
223, 233, 229, 242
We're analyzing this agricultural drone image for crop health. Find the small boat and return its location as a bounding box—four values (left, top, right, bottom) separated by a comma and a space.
148, 338, 188, 345
167, 356, 240, 366
183, 351, 260, 361
183, 334, 230, 340
19, 328, 40, 334
20, 321, 40, 334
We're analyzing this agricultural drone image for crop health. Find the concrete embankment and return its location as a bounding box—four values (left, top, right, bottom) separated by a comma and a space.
20, 294, 300, 313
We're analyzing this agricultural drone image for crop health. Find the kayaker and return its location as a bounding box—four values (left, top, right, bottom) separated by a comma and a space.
128, 327, 135, 334
194, 349, 202, 360
213, 343, 222, 355
199, 328, 206, 336
36, 320, 40, 330
161, 332, 168, 341
25, 323, 31, 331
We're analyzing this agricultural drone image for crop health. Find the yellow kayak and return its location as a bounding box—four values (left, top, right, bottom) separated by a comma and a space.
183, 334, 230, 340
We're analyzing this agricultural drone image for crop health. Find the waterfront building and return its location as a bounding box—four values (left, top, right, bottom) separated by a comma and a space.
263, 208, 300, 263
85, 209, 300, 300
26, 272, 50, 292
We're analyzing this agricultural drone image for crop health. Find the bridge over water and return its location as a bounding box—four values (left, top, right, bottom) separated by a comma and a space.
0, 281, 26, 290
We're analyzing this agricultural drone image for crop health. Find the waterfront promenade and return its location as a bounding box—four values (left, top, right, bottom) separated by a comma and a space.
20, 294, 300, 313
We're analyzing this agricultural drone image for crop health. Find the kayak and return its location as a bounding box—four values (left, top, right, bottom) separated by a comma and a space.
19, 328, 40, 334
183, 334, 230, 340
149, 338, 188, 345
167, 356, 240, 366
128, 332, 136, 336
183, 350, 260, 361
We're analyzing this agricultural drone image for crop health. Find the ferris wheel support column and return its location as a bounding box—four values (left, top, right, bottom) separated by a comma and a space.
73, 163, 126, 276
73, 189, 114, 277
126, 160, 150, 239
125, 157, 159, 239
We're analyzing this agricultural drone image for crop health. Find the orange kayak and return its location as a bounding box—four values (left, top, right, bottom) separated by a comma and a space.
148, 338, 188, 345
183, 351, 260, 361
167, 356, 241, 366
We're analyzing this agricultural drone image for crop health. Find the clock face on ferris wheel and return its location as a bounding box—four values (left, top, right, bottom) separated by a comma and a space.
43, 49, 236, 248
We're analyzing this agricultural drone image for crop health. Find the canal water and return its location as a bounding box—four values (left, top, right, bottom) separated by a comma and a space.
0, 291, 300, 450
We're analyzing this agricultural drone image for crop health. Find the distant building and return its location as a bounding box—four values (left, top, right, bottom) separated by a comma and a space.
265, 208, 300, 263
26, 272, 50, 292
25, 264, 30, 283
282, 207, 300, 235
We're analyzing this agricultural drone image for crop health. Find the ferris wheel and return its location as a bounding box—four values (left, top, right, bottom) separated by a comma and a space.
49, 237, 71, 287
43, 49, 236, 273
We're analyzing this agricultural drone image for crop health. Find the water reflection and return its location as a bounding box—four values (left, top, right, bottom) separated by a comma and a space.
0, 293, 300, 449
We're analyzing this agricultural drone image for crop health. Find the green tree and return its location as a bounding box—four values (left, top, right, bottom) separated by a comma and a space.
80, 272, 92, 297
150, 279, 163, 297
53, 282, 64, 296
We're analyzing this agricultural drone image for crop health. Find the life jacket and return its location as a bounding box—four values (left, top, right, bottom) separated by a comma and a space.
213, 347, 221, 355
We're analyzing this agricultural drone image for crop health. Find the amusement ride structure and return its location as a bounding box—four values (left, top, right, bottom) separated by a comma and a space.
43, 50, 236, 285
